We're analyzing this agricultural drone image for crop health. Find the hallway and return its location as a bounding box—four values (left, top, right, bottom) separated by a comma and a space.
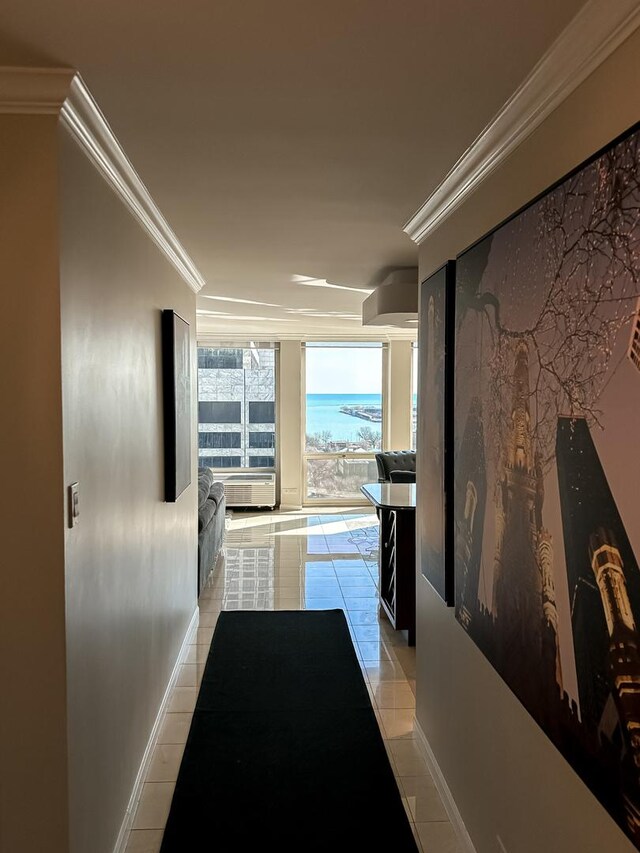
126, 507, 459, 853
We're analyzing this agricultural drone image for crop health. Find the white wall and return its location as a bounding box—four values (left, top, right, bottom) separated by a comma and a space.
0, 113, 70, 853
415, 26, 640, 853
0, 93, 201, 853
59, 128, 198, 853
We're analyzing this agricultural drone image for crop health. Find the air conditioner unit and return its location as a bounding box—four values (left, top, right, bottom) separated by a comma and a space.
215, 472, 277, 508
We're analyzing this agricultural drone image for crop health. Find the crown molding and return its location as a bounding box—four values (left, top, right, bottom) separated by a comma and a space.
61, 76, 205, 292
404, 0, 640, 244
0, 66, 75, 114
196, 327, 417, 343
0, 66, 205, 293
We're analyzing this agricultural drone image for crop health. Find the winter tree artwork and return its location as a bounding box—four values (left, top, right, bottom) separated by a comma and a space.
454, 123, 640, 845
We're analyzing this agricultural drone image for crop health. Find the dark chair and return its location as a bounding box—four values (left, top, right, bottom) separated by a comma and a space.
389, 469, 416, 484
375, 450, 416, 483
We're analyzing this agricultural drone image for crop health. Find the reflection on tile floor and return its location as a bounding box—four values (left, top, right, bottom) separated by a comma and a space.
125, 508, 461, 853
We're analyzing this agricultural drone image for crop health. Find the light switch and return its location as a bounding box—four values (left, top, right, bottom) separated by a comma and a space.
68, 482, 80, 528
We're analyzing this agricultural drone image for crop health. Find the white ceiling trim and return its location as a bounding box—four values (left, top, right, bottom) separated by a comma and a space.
196, 328, 417, 343
0, 67, 205, 293
0, 66, 75, 113
61, 75, 205, 292
403, 0, 640, 245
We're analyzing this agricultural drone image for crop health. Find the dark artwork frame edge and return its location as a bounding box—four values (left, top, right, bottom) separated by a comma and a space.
418, 259, 456, 606
457, 118, 640, 263
161, 309, 192, 502
442, 260, 456, 606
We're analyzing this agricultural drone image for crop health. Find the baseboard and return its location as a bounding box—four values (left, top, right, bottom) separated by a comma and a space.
414, 719, 477, 853
112, 606, 199, 853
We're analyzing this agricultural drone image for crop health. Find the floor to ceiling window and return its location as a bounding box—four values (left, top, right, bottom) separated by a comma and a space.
197, 344, 277, 470
303, 342, 384, 502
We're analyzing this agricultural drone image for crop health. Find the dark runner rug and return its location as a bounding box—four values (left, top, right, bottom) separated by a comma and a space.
160, 609, 418, 852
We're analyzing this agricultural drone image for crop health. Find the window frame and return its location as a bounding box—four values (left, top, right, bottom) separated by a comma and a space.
301, 342, 388, 506
196, 343, 279, 475
411, 340, 418, 451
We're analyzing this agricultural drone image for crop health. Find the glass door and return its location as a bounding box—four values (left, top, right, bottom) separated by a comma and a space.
303, 342, 385, 503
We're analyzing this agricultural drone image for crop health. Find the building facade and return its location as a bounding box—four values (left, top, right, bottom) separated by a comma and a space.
197, 346, 276, 469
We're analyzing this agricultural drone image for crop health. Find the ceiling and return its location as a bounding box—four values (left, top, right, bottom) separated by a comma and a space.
0, 0, 587, 338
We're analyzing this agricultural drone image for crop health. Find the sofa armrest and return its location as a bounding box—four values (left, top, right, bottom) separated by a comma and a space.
209, 481, 225, 508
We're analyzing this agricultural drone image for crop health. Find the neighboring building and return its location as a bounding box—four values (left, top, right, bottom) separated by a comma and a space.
197, 346, 276, 469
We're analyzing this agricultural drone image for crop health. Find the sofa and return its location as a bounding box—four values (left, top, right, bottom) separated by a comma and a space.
374, 450, 416, 483
198, 468, 226, 595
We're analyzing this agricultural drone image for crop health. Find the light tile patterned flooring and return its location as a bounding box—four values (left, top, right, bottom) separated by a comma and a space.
125, 508, 461, 853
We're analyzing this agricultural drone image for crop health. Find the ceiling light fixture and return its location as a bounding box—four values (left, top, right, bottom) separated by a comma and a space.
362, 268, 419, 328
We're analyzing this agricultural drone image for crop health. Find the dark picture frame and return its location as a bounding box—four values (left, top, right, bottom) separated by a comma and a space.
453, 121, 640, 845
417, 260, 455, 605
162, 310, 192, 502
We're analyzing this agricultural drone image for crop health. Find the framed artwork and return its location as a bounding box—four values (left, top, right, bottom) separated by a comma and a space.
162, 309, 192, 502
417, 260, 455, 604
454, 122, 640, 845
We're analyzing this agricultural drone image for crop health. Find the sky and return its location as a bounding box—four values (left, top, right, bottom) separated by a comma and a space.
305, 345, 383, 394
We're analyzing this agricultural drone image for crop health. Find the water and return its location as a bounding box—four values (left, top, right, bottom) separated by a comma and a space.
305, 394, 382, 440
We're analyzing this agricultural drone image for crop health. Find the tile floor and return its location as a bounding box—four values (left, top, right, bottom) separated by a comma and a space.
125, 507, 461, 853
